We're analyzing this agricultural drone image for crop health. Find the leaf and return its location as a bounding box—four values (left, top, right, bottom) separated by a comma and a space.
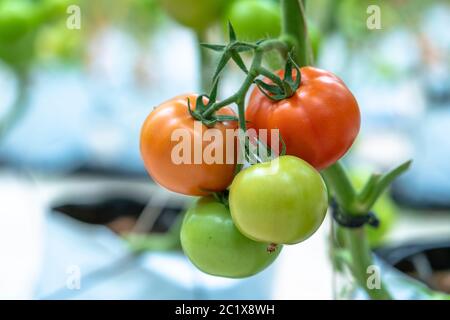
363, 160, 412, 209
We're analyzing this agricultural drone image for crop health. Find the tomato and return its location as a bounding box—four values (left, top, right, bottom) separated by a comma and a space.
181, 197, 281, 278
0, 0, 37, 43
246, 67, 360, 170
159, 0, 227, 31
140, 94, 238, 196
225, 0, 281, 42
229, 155, 328, 244
35, 22, 83, 63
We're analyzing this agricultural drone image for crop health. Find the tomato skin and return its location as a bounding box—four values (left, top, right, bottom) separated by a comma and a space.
246, 67, 361, 170
159, 0, 227, 31
181, 197, 281, 278
229, 155, 328, 245
226, 0, 281, 42
140, 94, 237, 196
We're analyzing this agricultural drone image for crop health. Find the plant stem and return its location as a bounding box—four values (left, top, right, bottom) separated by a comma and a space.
280, 0, 309, 66
322, 163, 392, 300
344, 228, 392, 300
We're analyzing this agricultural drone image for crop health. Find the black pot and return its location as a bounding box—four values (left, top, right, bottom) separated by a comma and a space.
375, 241, 450, 294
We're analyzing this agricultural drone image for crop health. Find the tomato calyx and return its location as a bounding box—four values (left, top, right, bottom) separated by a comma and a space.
212, 190, 230, 208
187, 78, 238, 127
254, 53, 301, 101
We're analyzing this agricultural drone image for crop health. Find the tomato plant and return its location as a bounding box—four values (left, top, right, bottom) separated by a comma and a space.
140, 1, 412, 297
181, 197, 281, 278
350, 169, 397, 247
159, 0, 227, 31
225, 0, 281, 42
229, 155, 328, 244
246, 66, 361, 170
140, 94, 237, 196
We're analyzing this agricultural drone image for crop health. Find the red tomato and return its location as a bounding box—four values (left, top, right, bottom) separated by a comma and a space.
246, 67, 360, 169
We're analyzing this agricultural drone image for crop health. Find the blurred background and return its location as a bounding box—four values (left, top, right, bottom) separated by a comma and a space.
0, 0, 449, 299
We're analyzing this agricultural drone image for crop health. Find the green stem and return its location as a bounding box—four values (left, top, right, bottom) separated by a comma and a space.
322, 163, 392, 300
202, 50, 264, 119
344, 228, 392, 300
322, 162, 357, 213
280, 0, 309, 66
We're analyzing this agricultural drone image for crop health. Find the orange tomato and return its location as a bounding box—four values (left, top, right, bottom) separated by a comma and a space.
140, 94, 238, 196
246, 67, 360, 170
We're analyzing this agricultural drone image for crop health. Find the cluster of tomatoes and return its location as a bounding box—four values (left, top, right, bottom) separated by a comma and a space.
140, 66, 361, 278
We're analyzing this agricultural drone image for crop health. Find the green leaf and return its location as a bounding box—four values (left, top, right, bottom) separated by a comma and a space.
363, 160, 412, 210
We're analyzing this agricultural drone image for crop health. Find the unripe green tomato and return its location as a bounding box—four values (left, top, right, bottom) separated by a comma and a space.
229, 156, 328, 245
0, 0, 37, 43
181, 197, 281, 278
225, 0, 281, 41
159, 0, 227, 31
35, 23, 82, 63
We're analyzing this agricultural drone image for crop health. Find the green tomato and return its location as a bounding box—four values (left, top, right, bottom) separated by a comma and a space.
229, 156, 328, 245
226, 0, 281, 41
35, 23, 83, 63
181, 197, 281, 278
350, 169, 397, 247
0, 0, 37, 43
159, 0, 227, 31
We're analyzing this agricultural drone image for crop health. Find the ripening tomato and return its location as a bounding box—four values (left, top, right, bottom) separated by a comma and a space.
225, 0, 281, 42
181, 197, 281, 278
140, 94, 238, 196
246, 67, 361, 170
229, 155, 328, 244
159, 0, 227, 31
